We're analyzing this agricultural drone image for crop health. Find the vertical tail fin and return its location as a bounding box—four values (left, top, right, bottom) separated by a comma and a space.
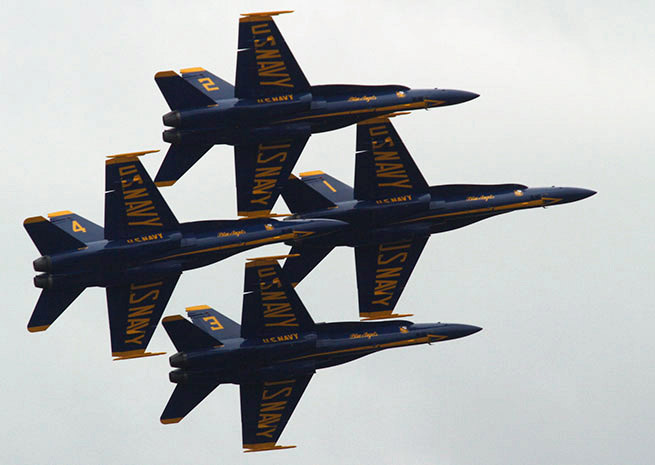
162, 315, 224, 352
179, 67, 235, 101
185, 305, 241, 339
24, 216, 86, 256
46, 211, 104, 243
27, 287, 85, 332
154, 71, 217, 111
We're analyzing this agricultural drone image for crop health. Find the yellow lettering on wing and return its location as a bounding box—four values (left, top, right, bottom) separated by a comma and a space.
371, 241, 413, 307
251, 23, 293, 89
256, 379, 295, 438
123, 281, 163, 345
367, 126, 414, 190
256, 267, 298, 327
248, 143, 291, 208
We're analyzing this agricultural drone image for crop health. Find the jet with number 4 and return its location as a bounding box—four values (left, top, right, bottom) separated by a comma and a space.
159, 256, 481, 452
278, 114, 596, 320
23, 151, 346, 360
153, 10, 478, 217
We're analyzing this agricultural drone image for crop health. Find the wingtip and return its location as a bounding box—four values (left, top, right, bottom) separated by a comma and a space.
27, 324, 50, 333
161, 417, 183, 425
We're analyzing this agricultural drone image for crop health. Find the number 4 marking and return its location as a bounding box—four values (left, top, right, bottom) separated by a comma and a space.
72, 220, 86, 233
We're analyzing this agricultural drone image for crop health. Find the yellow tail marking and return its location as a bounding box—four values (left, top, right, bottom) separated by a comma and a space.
47, 210, 73, 218
155, 70, 178, 78
185, 305, 212, 312
180, 67, 205, 74
299, 170, 324, 177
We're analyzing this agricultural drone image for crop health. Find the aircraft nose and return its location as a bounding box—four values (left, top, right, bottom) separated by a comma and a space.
561, 187, 597, 204
442, 89, 480, 104
453, 324, 483, 338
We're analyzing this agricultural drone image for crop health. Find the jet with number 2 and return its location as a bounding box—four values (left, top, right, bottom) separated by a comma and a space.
159, 256, 481, 452
154, 10, 478, 217
279, 114, 596, 320
23, 151, 345, 360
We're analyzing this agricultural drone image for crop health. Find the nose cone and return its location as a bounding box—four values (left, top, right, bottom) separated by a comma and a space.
436, 89, 480, 106
559, 187, 597, 204
447, 324, 483, 339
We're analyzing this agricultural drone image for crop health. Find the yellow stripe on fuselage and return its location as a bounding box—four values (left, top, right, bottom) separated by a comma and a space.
277, 101, 430, 124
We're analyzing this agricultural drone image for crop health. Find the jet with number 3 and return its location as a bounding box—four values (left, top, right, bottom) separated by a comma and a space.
153, 10, 479, 217
159, 256, 481, 452
278, 114, 596, 320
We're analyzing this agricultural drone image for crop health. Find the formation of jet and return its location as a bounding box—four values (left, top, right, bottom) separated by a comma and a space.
154, 10, 478, 217
278, 115, 596, 319
24, 150, 346, 359
23, 9, 595, 453
159, 256, 481, 452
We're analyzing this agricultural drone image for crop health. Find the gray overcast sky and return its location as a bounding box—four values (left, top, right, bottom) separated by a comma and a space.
2, 1, 654, 464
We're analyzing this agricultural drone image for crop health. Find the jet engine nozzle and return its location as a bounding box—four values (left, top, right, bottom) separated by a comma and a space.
33, 273, 53, 289
163, 111, 182, 128
163, 129, 182, 144
169, 369, 189, 384
170, 352, 188, 368
33, 255, 52, 272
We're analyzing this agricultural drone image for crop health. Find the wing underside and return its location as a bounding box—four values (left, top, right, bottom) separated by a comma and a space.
355, 236, 429, 319
240, 375, 313, 452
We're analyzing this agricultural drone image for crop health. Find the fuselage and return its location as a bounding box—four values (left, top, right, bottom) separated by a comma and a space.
168, 320, 481, 385
284, 185, 597, 247
32, 217, 347, 290
161, 86, 479, 146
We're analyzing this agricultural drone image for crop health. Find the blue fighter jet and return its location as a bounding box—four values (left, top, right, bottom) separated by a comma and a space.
24, 151, 346, 359
278, 114, 597, 319
153, 10, 478, 217
159, 256, 481, 452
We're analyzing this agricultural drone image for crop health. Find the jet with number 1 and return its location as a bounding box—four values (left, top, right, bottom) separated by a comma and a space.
159, 256, 481, 452
278, 114, 596, 320
154, 10, 478, 217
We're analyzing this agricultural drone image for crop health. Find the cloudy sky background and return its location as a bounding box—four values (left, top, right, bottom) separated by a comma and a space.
2, 1, 654, 464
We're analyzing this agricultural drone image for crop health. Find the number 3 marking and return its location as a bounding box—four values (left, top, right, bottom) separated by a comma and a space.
203, 316, 224, 331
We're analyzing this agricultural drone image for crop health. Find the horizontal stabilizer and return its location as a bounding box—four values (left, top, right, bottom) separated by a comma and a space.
355, 116, 429, 201
282, 245, 334, 286
163, 315, 224, 352
154, 143, 213, 188
161, 382, 220, 424
180, 67, 235, 100
24, 216, 87, 256
241, 258, 314, 338
105, 152, 179, 240
280, 175, 336, 214
155, 70, 217, 111
47, 211, 104, 243
186, 305, 241, 340
27, 287, 85, 332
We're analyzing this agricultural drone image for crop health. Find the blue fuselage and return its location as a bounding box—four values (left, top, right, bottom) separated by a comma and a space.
162, 86, 478, 146
32, 218, 346, 289
168, 320, 481, 385
284, 185, 596, 247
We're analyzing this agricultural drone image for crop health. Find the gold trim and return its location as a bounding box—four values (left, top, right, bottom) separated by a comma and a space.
180, 67, 205, 74
27, 324, 50, 332
359, 111, 410, 125
155, 70, 178, 78
243, 443, 296, 453
24, 216, 47, 225
47, 210, 73, 218
161, 417, 183, 424
155, 180, 176, 187
299, 170, 324, 177
361, 313, 414, 321
162, 315, 185, 323
106, 149, 159, 160
185, 305, 212, 312
113, 351, 166, 361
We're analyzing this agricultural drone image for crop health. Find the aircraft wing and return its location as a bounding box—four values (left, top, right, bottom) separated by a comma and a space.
107, 274, 181, 360
105, 151, 179, 240
240, 257, 315, 338
354, 115, 429, 201
240, 375, 313, 452
234, 135, 309, 217
355, 236, 429, 319
236, 11, 310, 100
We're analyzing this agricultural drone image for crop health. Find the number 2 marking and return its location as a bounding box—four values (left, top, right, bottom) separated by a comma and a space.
198, 77, 219, 91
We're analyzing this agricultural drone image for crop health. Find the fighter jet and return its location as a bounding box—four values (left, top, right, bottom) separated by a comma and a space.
24, 151, 346, 359
279, 114, 597, 320
159, 256, 481, 452
154, 10, 479, 217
